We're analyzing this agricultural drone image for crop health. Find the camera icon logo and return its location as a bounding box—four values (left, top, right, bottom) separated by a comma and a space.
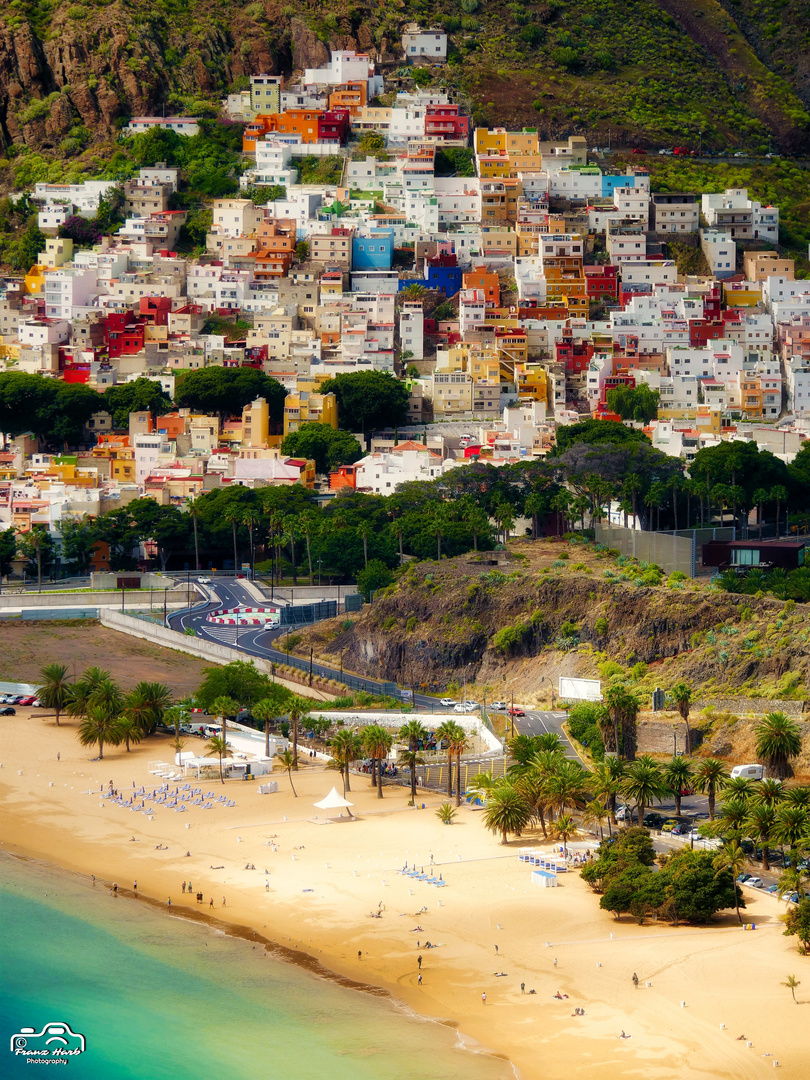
11, 1023, 86, 1056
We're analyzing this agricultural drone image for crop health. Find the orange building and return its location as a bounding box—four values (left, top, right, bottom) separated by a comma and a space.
254, 218, 297, 280
329, 463, 359, 491
328, 82, 367, 117
243, 110, 323, 152
462, 266, 500, 306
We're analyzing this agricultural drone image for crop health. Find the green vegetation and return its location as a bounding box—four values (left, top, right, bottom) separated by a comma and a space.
297, 156, 344, 185
319, 371, 411, 436
280, 424, 362, 475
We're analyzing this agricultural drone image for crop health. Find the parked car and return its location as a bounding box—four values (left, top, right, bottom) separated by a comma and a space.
453, 702, 477, 713
490, 701, 507, 710
673, 146, 691, 155
658, 148, 673, 155
631, 148, 647, 155
743, 876, 764, 888
31, 699, 45, 708
0, 706, 16, 715
643, 813, 666, 828
197, 577, 212, 585
507, 706, 525, 717
17, 696, 36, 706
733, 152, 746, 158
616, 805, 635, 822
661, 819, 679, 832
439, 698, 457, 708
765, 884, 780, 894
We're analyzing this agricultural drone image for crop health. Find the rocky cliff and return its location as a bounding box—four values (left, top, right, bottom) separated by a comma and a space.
0, 0, 808, 157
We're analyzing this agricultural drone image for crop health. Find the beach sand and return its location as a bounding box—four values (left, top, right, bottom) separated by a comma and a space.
1, 710, 807, 1080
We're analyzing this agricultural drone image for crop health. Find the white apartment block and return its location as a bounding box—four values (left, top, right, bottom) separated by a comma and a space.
33, 180, 120, 218
700, 229, 736, 279
621, 261, 677, 288
402, 25, 447, 60
126, 117, 200, 137
399, 301, 424, 360
763, 276, 810, 310
459, 289, 486, 336
702, 188, 779, 243
787, 357, 810, 416
210, 199, 260, 239
42, 267, 100, 320
304, 51, 382, 95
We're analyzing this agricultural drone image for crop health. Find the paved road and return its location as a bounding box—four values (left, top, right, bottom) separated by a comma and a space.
512, 709, 580, 761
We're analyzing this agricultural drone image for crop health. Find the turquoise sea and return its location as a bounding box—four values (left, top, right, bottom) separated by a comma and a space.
0, 853, 513, 1080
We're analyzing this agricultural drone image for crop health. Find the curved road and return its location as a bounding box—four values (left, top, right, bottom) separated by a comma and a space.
167, 579, 578, 756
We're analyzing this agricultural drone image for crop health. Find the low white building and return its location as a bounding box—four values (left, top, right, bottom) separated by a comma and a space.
700, 228, 736, 279
355, 447, 457, 494
402, 25, 447, 61
125, 117, 200, 137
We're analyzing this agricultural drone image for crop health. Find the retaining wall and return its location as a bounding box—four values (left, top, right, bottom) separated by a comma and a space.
693, 697, 807, 716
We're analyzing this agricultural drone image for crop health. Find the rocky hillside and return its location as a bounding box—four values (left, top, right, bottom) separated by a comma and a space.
299, 539, 810, 704
0, 0, 808, 157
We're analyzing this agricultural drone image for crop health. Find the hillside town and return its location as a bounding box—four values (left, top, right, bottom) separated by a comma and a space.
1, 30, 809, 569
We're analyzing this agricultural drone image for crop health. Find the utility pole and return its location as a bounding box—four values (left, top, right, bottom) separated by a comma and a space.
309, 646, 313, 686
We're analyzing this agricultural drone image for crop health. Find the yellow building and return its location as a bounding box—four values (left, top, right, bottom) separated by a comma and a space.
474, 128, 539, 156
241, 396, 270, 448
515, 362, 549, 404
283, 390, 338, 436
723, 281, 762, 308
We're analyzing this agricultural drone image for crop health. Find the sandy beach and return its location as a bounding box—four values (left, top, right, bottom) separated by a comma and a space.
1, 709, 807, 1080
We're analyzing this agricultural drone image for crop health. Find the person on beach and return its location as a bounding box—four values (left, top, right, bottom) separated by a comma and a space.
495, 944, 499, 955
188, 882, 192, 894
417, 955, 422, 970
632, 972, 639, 988
482, 993, 486, 1005
418, 974, 422, 985
209, 898, 214, 908
57, 752, 60, 762
521, 982, 525, 994
222, 897, 226, 907
553, 957, 558, 967
133, 881, 137, 891
182, 882, 186, 894
168, 898, 171, 907
358, 951, 362, 961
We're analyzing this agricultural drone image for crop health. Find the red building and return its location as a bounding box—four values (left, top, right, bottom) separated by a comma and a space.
105, 312, 145, 358
317, 109, 351, 145
138, 296, 172, 326
424, 104, 470, 141
689, 319, 726, 347
555, 333, 595, 377
584, 264, 618, 303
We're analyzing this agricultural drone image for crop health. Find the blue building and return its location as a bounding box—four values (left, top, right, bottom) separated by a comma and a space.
423, 263, 462, 297
352, 228, 394, 270
602, 174, 638, 198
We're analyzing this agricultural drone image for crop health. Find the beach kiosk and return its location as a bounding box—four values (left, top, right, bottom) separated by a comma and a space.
313, 787, 355, 822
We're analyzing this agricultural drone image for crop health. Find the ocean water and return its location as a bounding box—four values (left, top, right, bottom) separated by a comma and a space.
0, 854, 512, 1080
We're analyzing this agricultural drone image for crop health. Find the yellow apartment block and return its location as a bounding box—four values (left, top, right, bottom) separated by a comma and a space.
283, 390, 338, 436
516, 363, 548, 403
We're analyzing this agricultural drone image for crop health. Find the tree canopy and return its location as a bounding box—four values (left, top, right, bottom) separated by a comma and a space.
175, 367, 286, 421
280, 424, 362, 475
104, 379, 173, 429
319, 371, 410, 435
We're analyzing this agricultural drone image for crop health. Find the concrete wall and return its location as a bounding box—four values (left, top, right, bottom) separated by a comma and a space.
636, 719, 698, 756
693, 696, 807, 716
0, 588, 191, 611
100, 608, 267, 669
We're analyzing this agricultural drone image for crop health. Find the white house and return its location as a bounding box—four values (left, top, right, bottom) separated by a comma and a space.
402, 25, 447, 61
399, 300, 424, 360
125, 117, 200, 137
210, 199, 260, 239
700, 228, 737, 279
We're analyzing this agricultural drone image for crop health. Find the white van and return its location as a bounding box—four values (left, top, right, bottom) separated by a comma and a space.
730, 763, 764, 781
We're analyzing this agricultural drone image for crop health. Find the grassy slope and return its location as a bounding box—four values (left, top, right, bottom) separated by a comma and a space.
0, 0, 808, 158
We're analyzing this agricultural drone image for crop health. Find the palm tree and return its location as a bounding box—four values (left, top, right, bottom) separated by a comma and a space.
777, 866, 809, 903
36, 662, 71, 726
622, 760, 668, 825
483, 782, 532, 844
693, 758, 728, 821
450, 728, 469, 807
664, 757, 693, 818
211, 695, 238, 749
284, 516, 299, 584
495, 504, 515, 545
361, 724, 383, 788
117, 715, 143, 753
604, 684, 640, 759
127, 681, 173, 736
752, 487, 768, 539
589, 757, 625, 828
544, 759, 589, 817
772, 484, 788, 537
669, 683, 693, 755
756, 777, 786, 808
185, 495, 201, 572
399, 719, 429, 803
746, 802, 777, 871
253, 687, 291, 758
241, 507, 258, 574
783, 785, 810, 810
329, 729, 363, 794
467, 770, 498, 801
717, 796, 752, 837
712, 842, 747, 924
722, 776, 755, 801
436, 719, 459, 799
78, 706, 123, 760
773, 805, 810, 856
276, 748, 298, 796
372, 727, 393, 799
782, 975, 801, 1004
583, 799, 610, 840
550, 812, 577, 855
299, 511, 319, 584
755, 713, 802, 780
287, 696, 310, 763
358, 522, 372, 570
224, 505, 241, 573
205, 734, 232, 784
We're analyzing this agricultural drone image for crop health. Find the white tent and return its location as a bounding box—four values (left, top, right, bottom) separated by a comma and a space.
313, 787, 355, 820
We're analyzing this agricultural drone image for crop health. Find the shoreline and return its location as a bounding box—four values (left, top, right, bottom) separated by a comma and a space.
2, 712, 808, 1080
